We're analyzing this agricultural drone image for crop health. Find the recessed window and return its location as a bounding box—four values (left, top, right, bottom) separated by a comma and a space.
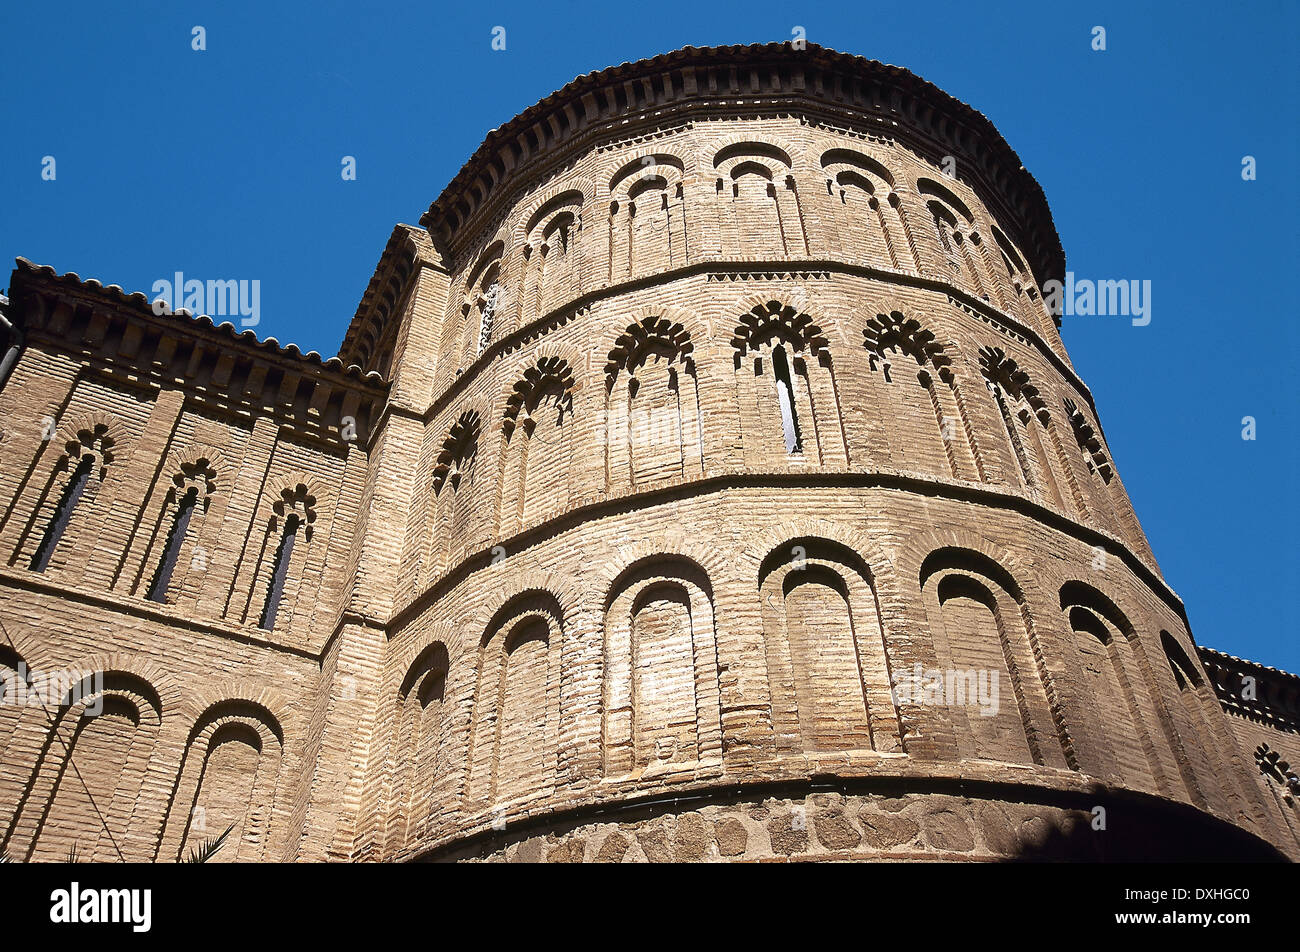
31, 455, 94, 572
772, 345, 803, 454
146, 488, 198, 603
259, 513, 300, 631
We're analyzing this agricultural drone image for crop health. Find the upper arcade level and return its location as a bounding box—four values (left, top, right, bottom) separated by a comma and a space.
338, 44, 1071, 413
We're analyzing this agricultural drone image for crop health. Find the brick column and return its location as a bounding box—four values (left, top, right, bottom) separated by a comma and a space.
292, 618, 386, 860
195, 415, 279, 622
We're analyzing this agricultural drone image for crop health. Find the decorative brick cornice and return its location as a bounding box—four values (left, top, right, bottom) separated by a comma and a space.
0, 568, 320, 661
420, 258, 1099, 430
1198, 645, 1300, 734
418, 44, 1064, 294
8, 258, 388, 449
389, 466, 1186, 633
338, 224, 444, 373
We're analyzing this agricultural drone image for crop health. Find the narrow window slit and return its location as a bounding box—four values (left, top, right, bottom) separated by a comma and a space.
146, 488, 198, 603
772, 345, 804, 454
259, 513, 300, 630
31, 455, 94, 572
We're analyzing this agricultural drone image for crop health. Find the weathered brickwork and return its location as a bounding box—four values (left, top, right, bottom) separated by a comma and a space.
0, 43, 1294, 861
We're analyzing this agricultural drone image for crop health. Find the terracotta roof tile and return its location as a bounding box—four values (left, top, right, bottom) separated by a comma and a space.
12, 257, 385, 386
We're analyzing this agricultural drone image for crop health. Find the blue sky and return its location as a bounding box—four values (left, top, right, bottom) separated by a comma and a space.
2, 1, 1296, 668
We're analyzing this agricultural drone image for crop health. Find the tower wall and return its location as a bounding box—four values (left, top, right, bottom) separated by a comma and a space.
0, 266, 386, 861
0, 44, 1292, 862
350, 52, 1291, 861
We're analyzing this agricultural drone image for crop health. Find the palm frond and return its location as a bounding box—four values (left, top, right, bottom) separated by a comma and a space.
183, 824, 235, 864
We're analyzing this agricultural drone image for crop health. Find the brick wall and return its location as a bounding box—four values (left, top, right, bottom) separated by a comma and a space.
1, 44, 1292, 862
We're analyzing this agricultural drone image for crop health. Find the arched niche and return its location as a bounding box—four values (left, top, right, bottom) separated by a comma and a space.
602, 557, 722, 777
757, 537, 901, 755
